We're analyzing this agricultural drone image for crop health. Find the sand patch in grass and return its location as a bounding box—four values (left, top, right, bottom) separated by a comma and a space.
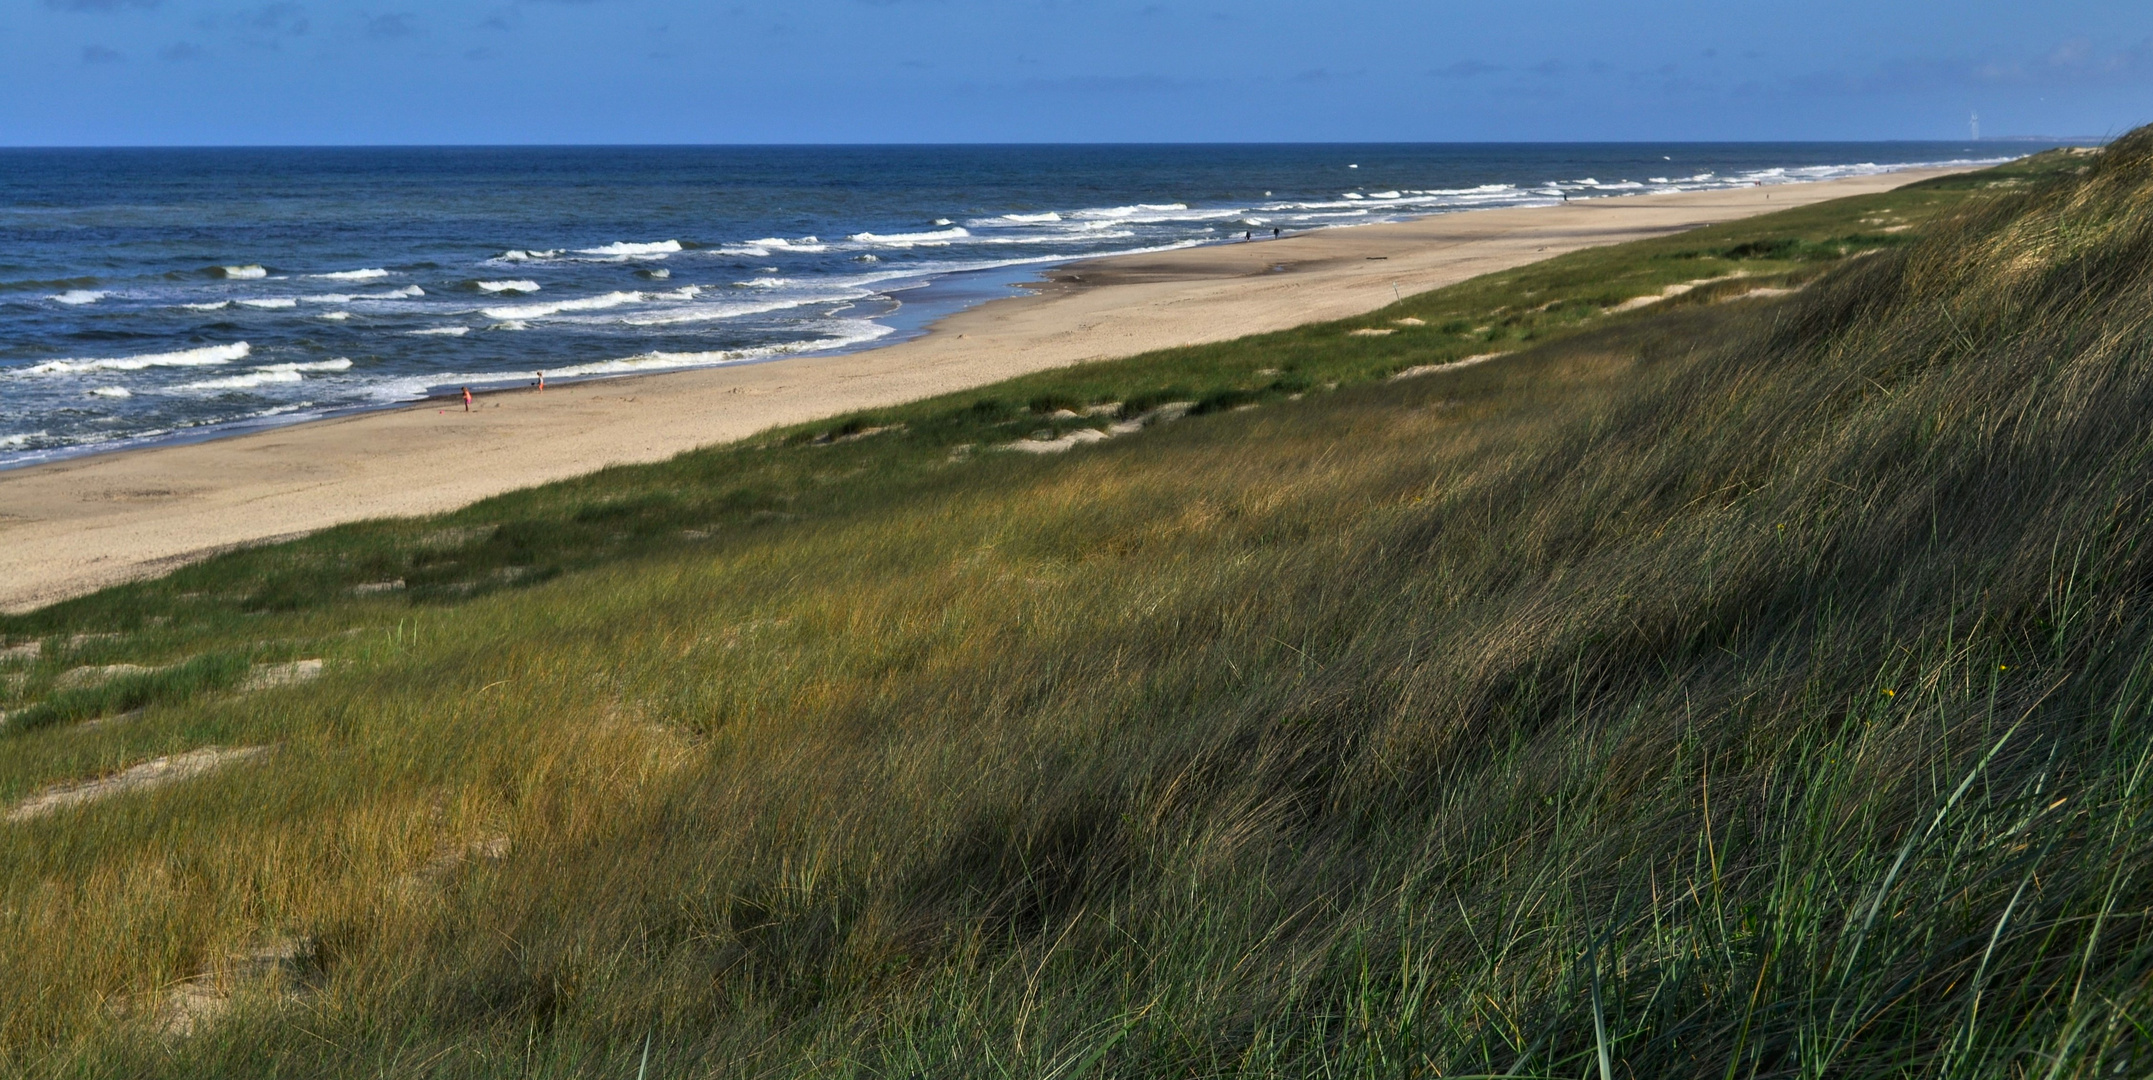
241, 658, 323, 691
1609, 276, 1730, 312
55, 663, 161, 690
1391, 353, 1511, 380
6, 746, 269, 823
146, 933, 317, 1037
1000, 402, 1195, 454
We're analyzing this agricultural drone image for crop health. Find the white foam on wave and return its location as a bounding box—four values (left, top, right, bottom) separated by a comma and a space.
177, 373, 300, 391
23, 342, 250, 376
976, 230, 1137, 246
238, 298, 300, 310
734, 277, 791, 288
87, 386, 132, 398
480, 286, 698, 321
179, 301, 232, 311
998, 212, 1063, 224
494, 249, 564, 263
0, 432, 48, 450
480, 291, 646, 320
616, 289, 873, 327
50, 290, 107, 305
217, 265, 268, 280
357, 286, 425, 300
309, 269, 390, 281
576, 240, 683, 257
1073, 203, 1188, 221
319, 311, 353, 321
172, 358, 352, 391
717, 237, 825, 257
410, 326, 471, 336
847, 227, 971, 247
476, 280, 540, 293
490, 320, 530, 331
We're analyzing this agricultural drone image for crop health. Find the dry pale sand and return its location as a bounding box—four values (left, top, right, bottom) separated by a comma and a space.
0, 169, 1962, 612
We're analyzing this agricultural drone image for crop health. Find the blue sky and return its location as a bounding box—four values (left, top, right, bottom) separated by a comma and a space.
4, 0, 2148, 145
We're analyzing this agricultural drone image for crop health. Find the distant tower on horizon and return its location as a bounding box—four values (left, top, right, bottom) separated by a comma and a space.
1971, 112, 1981, 141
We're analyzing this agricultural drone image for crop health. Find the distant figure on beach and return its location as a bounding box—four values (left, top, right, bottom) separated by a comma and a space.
1244, 230, 1252, 242
461, 386, 472, 412
535, 371, 545, 392
1560, 190, 1569, 202
1272, 227, 1280, 239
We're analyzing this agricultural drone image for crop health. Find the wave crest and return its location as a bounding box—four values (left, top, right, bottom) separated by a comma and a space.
846, 227, 970, 247
575, 240, 684, 257
23, 342, 251, 376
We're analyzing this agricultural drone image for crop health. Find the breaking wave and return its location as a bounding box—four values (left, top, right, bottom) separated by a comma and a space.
23, 342, 251, 376
173, 358, 353, 391
847, 227, 970, 247
479, 286, 699, 321
575, 240, 684, 257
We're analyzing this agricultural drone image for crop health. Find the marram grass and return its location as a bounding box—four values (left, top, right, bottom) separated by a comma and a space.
0, 143, 2145, 1077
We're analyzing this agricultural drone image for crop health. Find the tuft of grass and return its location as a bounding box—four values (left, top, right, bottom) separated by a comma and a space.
1027, 392, 1085, 414
2, 652, 255, 735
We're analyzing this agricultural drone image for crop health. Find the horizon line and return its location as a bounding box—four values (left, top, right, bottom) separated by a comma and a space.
0, 136, 2109, 152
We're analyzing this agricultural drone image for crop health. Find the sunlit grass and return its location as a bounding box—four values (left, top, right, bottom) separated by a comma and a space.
0, 142, 2142, 1076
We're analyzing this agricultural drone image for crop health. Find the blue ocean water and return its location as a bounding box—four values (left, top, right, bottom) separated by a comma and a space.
0, 143, 1998, 467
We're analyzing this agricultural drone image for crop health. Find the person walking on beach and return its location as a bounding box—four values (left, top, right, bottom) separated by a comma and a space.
1272, 227, 1280, 240
462, 386, 472, 412
535, 371, 545, 392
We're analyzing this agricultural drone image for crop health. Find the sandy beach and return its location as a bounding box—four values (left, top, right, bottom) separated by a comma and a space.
0, 168, 1961, 612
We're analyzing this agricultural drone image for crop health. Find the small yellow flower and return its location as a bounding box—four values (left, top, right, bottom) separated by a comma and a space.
1883, 689, 1896, 697
1999, 665, 2009, 671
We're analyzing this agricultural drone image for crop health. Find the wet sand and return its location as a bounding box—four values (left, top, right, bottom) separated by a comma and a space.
0, 168, 1963, 612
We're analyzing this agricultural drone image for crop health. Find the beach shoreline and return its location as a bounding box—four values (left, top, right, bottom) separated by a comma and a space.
0, 167, 1966, 612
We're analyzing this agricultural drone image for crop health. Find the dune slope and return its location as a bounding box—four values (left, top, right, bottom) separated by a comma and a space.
0, 142, 2143, 1076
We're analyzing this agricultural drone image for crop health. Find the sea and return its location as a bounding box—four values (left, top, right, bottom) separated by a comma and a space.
0, 143, 2001, 468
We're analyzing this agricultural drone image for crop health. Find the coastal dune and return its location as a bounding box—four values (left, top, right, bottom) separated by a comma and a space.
0, 169, 1961, 612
